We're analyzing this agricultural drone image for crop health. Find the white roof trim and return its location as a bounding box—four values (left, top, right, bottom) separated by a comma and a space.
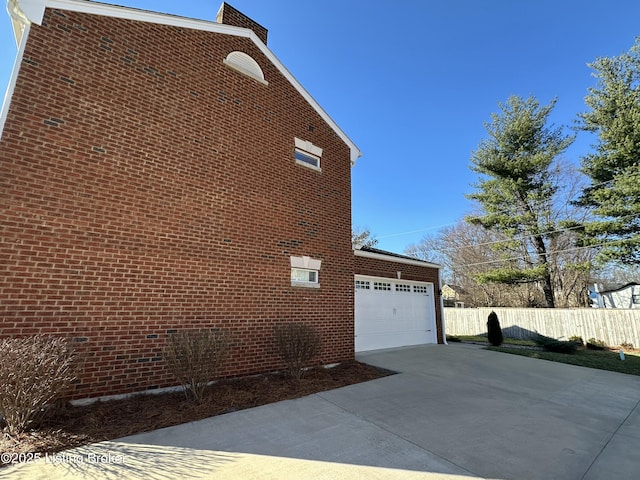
0, 16, 29, 133
354, 248, 441, 269
6, 0, 362, 165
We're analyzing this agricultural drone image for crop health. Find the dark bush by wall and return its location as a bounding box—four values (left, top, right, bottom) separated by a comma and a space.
163, 329, 230, 403
586, 338, 607, 350
487, 311, 503, 347
274, 323, 321, 385
0, 335, 78, 435
533, 334, 578, 354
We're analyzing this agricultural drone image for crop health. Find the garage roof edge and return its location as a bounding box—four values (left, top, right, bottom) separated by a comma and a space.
354, 247, 441, 269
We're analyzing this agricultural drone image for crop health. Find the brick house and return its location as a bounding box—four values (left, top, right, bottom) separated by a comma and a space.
1, 0, 443, 400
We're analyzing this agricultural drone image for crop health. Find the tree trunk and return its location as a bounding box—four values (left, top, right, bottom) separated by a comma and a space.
532, 234, 556, 308
541, 272, 556, 308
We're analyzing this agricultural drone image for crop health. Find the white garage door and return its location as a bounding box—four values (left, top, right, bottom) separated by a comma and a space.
355, 275, 437, 352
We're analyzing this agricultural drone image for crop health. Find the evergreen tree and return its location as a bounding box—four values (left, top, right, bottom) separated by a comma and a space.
576, 38, 640, 265
466, 95, 575, 308
487, 311, 503, 347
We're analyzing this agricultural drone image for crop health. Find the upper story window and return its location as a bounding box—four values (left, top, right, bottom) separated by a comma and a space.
223, 51, 268, 85
295, 150, 320, 169
294, 138, 322, 171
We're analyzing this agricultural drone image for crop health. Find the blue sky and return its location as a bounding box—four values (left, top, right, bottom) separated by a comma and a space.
2, 1, 640, 254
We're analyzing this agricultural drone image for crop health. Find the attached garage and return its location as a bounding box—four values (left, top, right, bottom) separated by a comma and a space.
354, 247, 445, 352
355, 276, 437, 351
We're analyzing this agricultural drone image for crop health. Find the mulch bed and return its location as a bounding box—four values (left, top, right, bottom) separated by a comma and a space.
1, 361, 392, 465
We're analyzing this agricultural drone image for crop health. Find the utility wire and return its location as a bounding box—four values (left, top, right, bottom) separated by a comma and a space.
430, 212, 640, 253
442, 238, 632, 269
376, 170, 640, 242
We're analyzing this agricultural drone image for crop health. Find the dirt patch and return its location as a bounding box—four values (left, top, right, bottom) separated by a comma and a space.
1, 361, 392, 465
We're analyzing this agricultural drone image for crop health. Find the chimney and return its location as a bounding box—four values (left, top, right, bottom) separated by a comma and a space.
216, 3, 268, 45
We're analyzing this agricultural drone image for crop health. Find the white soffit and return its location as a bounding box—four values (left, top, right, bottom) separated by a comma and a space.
354, 248, 441, 269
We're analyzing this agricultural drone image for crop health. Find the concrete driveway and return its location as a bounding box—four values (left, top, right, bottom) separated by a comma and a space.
4, 343, 640, 479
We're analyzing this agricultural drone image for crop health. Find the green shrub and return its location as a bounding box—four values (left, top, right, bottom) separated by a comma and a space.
446, 335, 461, 343
274, 323, 321, 384
163, 329, 230, 403
532, 334, 577, 354
586, 338, 607, 350
487, 311, 503, 347
568, 335, 584, 347
0, 335, 78, 436
620, 342, 634, 350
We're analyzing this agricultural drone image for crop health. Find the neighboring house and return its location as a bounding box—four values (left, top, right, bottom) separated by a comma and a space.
590, 283, 640, 309
441, 284, 467, 308
0, 0, 443, 401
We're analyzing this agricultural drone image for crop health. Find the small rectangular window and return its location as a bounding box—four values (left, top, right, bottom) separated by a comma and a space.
395, 284, 411, 292
294, 138, 323, 171
295, 149, 320, 169
355, 280, 370, 290
413, 285, 428, 294
291, 268, 319, 287
633, 294, 640, 304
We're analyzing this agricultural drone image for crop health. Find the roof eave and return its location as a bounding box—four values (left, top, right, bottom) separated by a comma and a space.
354, 247, 442, 269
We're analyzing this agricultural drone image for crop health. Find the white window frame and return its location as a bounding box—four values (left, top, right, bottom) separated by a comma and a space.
295, 149, 320, 169
291, 268, 319, 287
290, 255, 321, 288
294, 137, 322, 171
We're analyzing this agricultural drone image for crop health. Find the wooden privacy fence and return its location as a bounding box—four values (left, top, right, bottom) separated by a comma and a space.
444, 308, 640, 347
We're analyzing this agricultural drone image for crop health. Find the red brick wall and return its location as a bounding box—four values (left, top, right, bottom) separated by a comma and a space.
217, 2, 269, 44
0, 8, 354, 399
354, 254, 444, 344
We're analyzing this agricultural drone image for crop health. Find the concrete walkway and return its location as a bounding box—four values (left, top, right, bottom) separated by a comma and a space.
4, 344, 640, 479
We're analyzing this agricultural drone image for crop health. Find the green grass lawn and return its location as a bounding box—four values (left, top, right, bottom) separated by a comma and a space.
448, 334, 537, 347
487, 345, 640, 376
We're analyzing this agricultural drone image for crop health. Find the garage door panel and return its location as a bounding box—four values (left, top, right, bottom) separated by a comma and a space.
355, 276, 436, 352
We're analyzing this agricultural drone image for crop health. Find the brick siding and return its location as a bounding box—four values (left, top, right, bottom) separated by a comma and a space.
0, 8, 354, 399
216, 2, 268, 44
